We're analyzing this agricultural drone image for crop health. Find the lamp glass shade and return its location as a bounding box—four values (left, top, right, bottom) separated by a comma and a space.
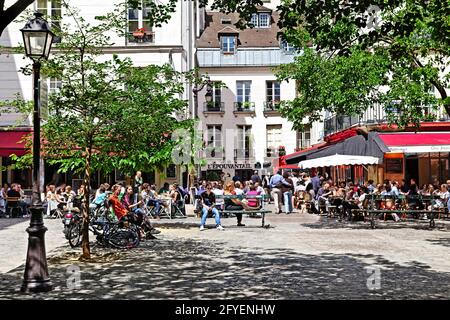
21, 12, 54, 61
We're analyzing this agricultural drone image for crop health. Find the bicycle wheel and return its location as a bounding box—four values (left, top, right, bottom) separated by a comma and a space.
108, 225, 140, 249
68, 221, 82, 248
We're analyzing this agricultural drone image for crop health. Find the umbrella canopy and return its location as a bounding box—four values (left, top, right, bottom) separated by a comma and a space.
298, 154, 380, 169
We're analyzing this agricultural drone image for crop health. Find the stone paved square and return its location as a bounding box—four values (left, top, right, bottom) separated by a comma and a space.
1, 207, 450, 300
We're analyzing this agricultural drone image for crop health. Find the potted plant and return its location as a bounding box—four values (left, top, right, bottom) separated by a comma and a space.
132, 27, 146, 39
242, 101, 252, 110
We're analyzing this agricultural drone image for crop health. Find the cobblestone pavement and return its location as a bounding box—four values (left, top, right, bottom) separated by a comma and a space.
1, 208, 450, 299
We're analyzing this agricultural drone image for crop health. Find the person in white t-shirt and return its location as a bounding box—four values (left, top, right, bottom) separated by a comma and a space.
212, 183, 225, 210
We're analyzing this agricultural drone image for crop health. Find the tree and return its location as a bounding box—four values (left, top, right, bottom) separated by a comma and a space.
31, 2, 194, 259
0, 0, 35, 37
273, 0, 450, 128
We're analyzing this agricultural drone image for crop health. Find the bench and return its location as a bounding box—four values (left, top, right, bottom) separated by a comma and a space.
215, 194, 272, 228
365, 209, 442, 229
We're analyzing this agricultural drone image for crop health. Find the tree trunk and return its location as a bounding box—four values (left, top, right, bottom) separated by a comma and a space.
80, 147, 92, 260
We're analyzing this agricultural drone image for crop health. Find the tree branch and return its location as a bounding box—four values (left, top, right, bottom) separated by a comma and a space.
0, 0, 35, 36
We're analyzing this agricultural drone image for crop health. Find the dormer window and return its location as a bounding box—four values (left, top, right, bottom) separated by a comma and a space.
250, 13, 270, 28
221, 36, 236, 54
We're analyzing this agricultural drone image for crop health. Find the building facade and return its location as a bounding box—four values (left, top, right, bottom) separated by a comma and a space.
195, 4, 322, 181
0, 0, 197, 189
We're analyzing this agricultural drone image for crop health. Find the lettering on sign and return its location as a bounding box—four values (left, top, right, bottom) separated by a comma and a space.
206, 163, 253, 170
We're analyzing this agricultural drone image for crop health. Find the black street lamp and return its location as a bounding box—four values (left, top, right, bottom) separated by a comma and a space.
20, 12, 55, 293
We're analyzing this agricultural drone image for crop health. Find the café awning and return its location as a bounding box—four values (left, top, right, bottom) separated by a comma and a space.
298, 154, 380, 169
379, 133, 450, 153
0, 130, 30, 157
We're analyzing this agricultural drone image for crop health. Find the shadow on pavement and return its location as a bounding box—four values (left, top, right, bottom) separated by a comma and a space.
1, 237, 449, 300
0, 218, 29, 231
302, 216, 450, 231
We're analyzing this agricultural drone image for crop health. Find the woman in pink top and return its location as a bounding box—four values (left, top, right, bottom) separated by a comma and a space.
246, 184, 261, 209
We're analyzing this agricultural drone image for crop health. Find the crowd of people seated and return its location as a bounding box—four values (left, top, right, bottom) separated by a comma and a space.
292, 173, 450, 221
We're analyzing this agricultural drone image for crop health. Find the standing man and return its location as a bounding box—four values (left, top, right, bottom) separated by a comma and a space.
269, 170, 284, 214
251, 170, 261, 184
133, 171, 143, 203
311, 173, 322, 195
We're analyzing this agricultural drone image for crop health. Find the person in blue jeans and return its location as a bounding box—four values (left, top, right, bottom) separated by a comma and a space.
200, 183, 224, 231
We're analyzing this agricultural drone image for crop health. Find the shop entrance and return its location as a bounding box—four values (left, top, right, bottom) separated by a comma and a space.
235, 169, 253, 182
405, 156, 419, 185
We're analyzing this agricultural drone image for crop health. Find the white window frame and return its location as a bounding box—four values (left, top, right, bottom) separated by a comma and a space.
266, 81, 281, 102
297, 127, 311, 149
221, 36, 236, 54
127, 1, 153, 42
258, 13, 270, 28
48, 77, 62, 94
237, 125, 252, 152
267, 125, 283, 150
206, 125, 222, 148
35, 0, 62, 29
236, 81, 251, 103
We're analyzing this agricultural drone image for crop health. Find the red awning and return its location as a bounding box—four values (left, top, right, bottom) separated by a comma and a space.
379, 133, 450, 146
0, 130, 30, 157
379, 132, 450, 153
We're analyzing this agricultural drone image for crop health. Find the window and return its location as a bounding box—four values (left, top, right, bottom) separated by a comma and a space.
237, 125, 252, 159
251, 14, 258, 27
206, 125, 222, 158
48, 77, 62, 94
281, 39, 296, 53
236, 81, 251, 103
221, 36, 235, 53
267, 125, 282, 157
250, 13, 271, 28
166, 164, 176, 178
128, 1, 154, 43
221, 18, 232, 24
266, 81, 280, 102
297, 127, 311, 150
212, 82, 221, 103
36, 0, 62, 30
259, 13, 270, 27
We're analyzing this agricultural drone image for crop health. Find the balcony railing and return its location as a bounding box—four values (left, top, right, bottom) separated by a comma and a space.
233, 101, 255, 113
324, 104, 450, 136
203, 101, 225, 113
203, 147, 225, 159
263, 101, 281, 112
234, 148, 254, 160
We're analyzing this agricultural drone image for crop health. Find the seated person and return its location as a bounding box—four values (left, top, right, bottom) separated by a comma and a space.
199, 183, 224, 231
246, 184, 261, 209
6, 183, 28, 216
90, 185, 106, 211
224, 182, 253, 227
109, 184, 160, 238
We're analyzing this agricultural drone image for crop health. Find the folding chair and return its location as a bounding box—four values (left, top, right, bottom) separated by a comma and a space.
7, 197, 22, 218
171, 197, 187, 218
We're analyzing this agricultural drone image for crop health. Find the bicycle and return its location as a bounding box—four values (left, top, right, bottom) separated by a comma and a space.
67, 211, 140, 249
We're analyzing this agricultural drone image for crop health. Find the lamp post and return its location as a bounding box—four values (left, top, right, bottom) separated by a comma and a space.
20, 12, 55, 293
192, 76, 213, 185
